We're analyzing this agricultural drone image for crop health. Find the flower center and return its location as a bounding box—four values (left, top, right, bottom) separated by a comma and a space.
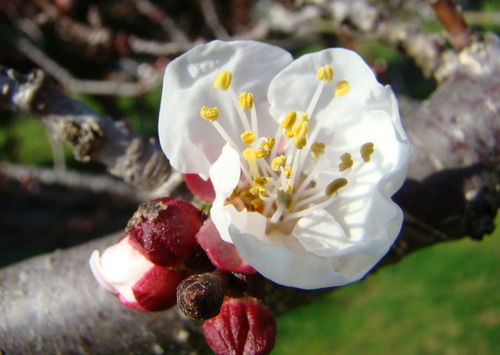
201, 66, 375, 233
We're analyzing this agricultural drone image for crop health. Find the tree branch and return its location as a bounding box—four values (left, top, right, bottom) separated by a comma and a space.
0, 163, 148, 203
0, 66, 172, 196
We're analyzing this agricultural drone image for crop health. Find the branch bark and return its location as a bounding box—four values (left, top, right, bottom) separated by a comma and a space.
0, 66, 172, 196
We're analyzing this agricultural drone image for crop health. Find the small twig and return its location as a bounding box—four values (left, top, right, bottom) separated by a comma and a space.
131, 0, 191, 46
44, 127, 66, 171
198, 0, 230, 40
15, 38, 148, 96
430, 0, 472, 50
128, 35, 200, 56
0, 163, 148, 203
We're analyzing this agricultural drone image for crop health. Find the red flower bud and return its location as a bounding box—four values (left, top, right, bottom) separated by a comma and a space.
203, 297, 276, 355
184, 174, 216, 203
90, 236, 189, 312
127, 197, 204, 266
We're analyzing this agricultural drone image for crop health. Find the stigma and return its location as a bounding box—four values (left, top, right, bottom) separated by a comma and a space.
200, 67, 376, 232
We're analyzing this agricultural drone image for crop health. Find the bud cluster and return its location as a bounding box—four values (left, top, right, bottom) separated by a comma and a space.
90, 196, 277, 354
90, 197, 205, 312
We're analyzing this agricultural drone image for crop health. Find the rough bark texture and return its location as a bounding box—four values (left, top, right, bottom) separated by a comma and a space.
0, 234, 208, 355
0, 67, 171, 196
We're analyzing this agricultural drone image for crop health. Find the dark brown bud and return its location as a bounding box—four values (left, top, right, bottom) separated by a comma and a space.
176, 272, 227, 320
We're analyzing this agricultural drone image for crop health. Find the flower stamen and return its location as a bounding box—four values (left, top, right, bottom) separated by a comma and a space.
338, 153, 354, 172
200, 106, 219, 122
316, 65, 334, 83
335, 80, 350, 97
214, 70, 232, 91
291, 114, 309, 149
360, 142, 375, 162
239, 92, 254, 110
280, 110, 297, 138
241, 131, 256, 146
243, 148, 260, 177
310, 142, 326, 159
277, 190, 293, 210
271, 155, 287, 172
325, 178, 348, 197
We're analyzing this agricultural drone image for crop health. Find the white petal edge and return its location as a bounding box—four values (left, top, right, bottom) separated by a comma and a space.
209, 144, 242, 243
90, 237, 154, 302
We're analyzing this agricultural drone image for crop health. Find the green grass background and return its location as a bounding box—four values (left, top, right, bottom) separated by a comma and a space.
274, 228, 499, 355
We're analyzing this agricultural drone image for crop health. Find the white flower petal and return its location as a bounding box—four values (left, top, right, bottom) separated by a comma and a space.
159, 40, 293, 177
294, 209, 350, 256
95, 237, 153, 303
229, 227, 353, 289
209, 144, 242, 243
89, 250, 118, 294
268, 48, 378, 126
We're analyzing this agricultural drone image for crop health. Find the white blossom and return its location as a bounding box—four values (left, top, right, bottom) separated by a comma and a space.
159, 40, 411, 289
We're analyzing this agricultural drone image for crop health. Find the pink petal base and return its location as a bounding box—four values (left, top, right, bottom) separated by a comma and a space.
184, 174, 216, 203
196, 218, 256, 274
203, 297, 276, 355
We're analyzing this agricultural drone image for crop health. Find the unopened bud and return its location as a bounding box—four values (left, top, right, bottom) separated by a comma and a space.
89, 236, 189, 312
127, 197, 204, 266
177, 272, 227, 320
203, 297, 276, 355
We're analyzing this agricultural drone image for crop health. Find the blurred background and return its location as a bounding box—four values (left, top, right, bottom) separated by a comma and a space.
0, 0, 498, 353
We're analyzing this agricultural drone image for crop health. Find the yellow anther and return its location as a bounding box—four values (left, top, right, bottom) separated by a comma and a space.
277, 190, 294, 210
291, 115, 309, 149
293, 136, 307, 150
261, 137, 276, 151
335, 80, 350, 97
250, 198, 263, 209
240, 131, 256, 146
239, 92, 254, 109
360, 142, 375, 162
271, 155, 287, 171
284, 166, 292, 178
338, 153, 353, 171
325, 178, 348, 197
284, 130, 294, 138
250, 176, 269, 195
253, 176, 269, 188
239, 186, 253, 199
316, 65, 334, 83
311, 142, 326, 159
280, 110, 297, 130
291, 113, 309, 136
256, 149, 270, 159
200, 106, 219, 122
214, 70, 232, 90
243, 148, 257, 161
